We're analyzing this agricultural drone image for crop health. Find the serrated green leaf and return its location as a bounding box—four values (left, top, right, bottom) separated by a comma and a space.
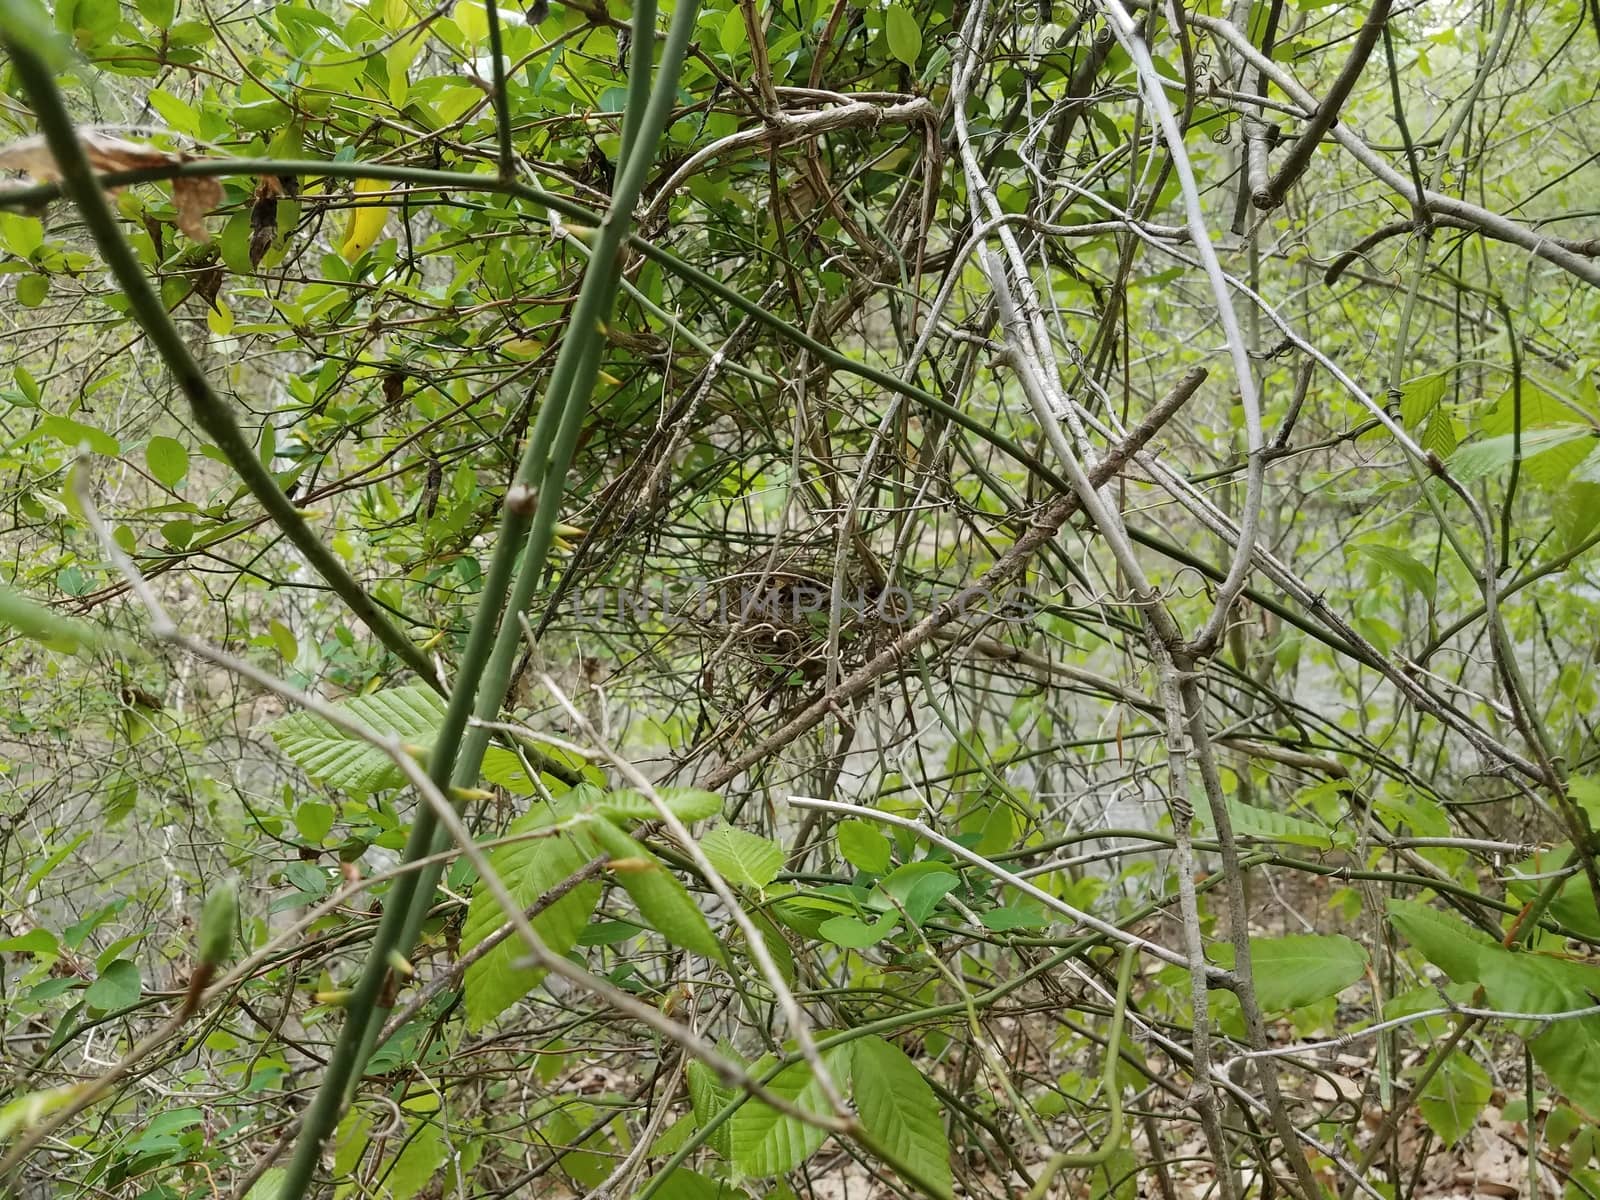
268, 685, 443, 795
1400, 373, 1447, 428
1418, 1050, 1491, 1145
1356, 544, 1436, 602
701, 825, 783, 889
584, 818, 724, 961
852, 1036, 952, 1199
1215, 798, 1352, 850
1448, 425, 1594, 483
1475, 945, 1600, 1114
687, 1059, 735, 1157
1211, 934, 1367, 1010
728, 1051, 847, 1177
741, 906, 795, 984
1387, 899, 1496, 983
461, 823, 602, 1029
588, 786, 724, 824
1422, 403, 1458, 457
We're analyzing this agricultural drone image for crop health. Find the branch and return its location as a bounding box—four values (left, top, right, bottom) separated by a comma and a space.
1255, 0, 1392, 211
702, 368, 1206, 791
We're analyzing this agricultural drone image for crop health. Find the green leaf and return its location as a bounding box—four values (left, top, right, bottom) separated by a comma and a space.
145, 435, 190, 487
1447, 425, 1594, 483
0, 584, 116, 655
884, 3, 921, 65
136, 0, 176, 26
461, 822, 602, 1028
583, 818, 724, 961
873, 861, 959, 924
1570, 776, 1600, 825
819, 911, 900, 948
1572, 441, 1600, 485
1387, 899, 1496, 984
1418, 1050, 1491, 1145
40, 413, 118, 456
980, 902, 1049, 930
701, 825, 784, 889
740, 907, 794, 984
1216, 798, 1352, 850
718, 6, 745, 54
197, 877, 238, 965
15, 273, 48, 307
589, 786, 723, 824
84, 958, 141, 1010
1422, 403, 1458, 458
687, 1059, 735, 1157
851, 1036, 953, 1200
728, 1053, 841, 1177
1356, 544, 1435, 602
1212, 934, 1368, 1010
652, 1166, 747, 1200
268, 685, 443, 795
1474, 946, 1600, 1113
1400, 373, 1447, 428
268, 618, 298, 663
384, 1120, 445, 1200
244, 1168, 286, 1200
837, 819, 892, 874
294, 801, 334, 843
0, 212, 44, 258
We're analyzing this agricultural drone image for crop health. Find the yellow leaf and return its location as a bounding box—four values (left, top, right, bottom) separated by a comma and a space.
339, 178, 391, 261
452, 0, 487, 44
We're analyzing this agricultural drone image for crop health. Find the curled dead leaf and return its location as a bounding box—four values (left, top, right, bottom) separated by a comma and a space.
0, 130, 173, 181
0, 128, 220, 243
249, 174, 296, 266
173, 175, 221, 243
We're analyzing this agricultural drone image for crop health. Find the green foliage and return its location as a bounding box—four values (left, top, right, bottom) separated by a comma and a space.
1210, 934, 1368, 1011
460, 816, 602, 1029
583, 817, 725, 962
3, 0, 1598, 1193
1418, 1051, 1492, 1146
851, 1036, 953, 1199
727, 1049, 851, 1178
267, 686, 444, 795
701, 825, 785, 889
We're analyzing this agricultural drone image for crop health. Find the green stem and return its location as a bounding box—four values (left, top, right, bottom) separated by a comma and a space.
483, 0, 516, 179
273, 3, 703, 1191
1025, 943, 1138, 1200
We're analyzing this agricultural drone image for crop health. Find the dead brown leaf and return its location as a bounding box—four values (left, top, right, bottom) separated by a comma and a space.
249, 174, 295, 266
0, 129, 220, 243
173, 175, 221, 243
